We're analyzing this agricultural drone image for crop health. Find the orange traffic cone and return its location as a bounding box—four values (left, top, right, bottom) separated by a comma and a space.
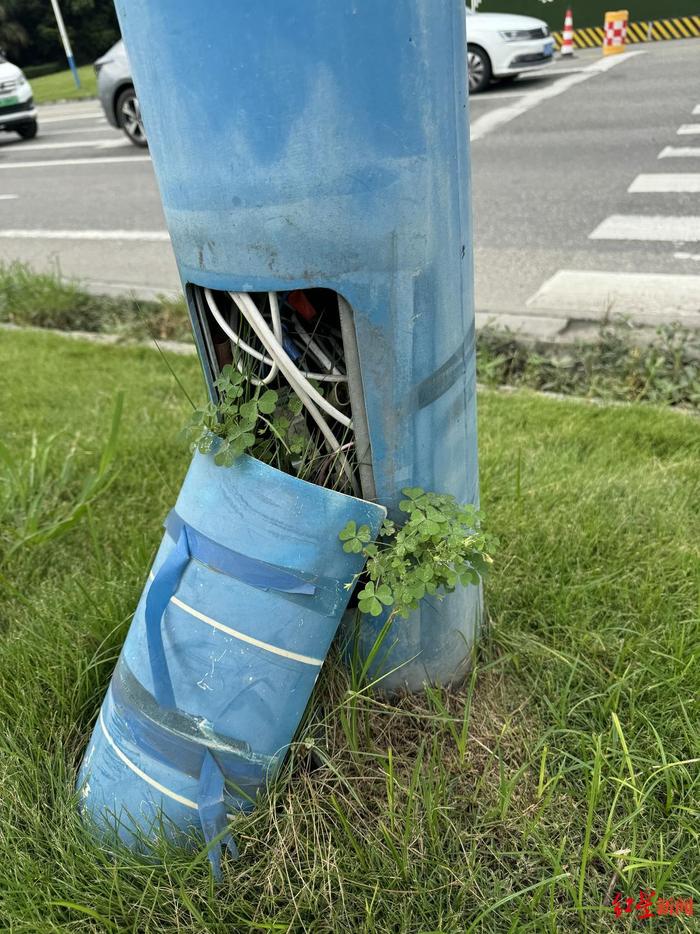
560, 8, 575, 56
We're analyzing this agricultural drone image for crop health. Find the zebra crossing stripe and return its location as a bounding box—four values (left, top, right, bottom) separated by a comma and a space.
628, 174, 700, 193
526, 270, 700, 321
589, 215, 700, 242
553, 15, 700, 48
659, 147, 700, 159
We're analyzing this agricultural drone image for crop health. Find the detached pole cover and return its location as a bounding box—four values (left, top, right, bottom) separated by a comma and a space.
79, 453, 386, 876
112, 0, 481, 692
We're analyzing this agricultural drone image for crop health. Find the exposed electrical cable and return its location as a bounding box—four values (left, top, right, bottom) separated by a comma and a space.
204, 287, 279, 386
338, 294, 376, 501
205, 288, 346, 384
202, 286, 358, 494
229, 291, 353, 430
292, 318, 342, 376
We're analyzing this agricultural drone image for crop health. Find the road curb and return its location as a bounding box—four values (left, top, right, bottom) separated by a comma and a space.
475, 309, 697, 345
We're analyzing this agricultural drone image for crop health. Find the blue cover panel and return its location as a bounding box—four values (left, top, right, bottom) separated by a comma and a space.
78, 452, 385, 871
112, 0, 480, 689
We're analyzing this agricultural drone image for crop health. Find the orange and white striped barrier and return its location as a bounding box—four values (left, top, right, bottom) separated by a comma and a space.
560, 8, 575, 56
603, 9, 628, 54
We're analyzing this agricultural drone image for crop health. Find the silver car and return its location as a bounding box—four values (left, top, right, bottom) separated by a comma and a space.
94, 40, 146, 147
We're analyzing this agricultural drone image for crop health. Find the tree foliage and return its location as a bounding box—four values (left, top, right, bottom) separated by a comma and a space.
0, 0, 119, 68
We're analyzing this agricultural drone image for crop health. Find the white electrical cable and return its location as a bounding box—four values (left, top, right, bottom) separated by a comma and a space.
231, 290, 358, 492
205, 287, 274, 367
245, 290, 284, 386
259, 343, 357, 493
230, 291, 352, 429
287, 384, 357, 492
203, 286, 357, 492
254, 290, 283, 385
204, 287, 279, 386
205, 288, 346, 383
292, 319, 340, 375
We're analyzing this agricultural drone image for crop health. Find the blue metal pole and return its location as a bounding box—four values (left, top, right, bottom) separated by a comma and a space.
113, 0, 480, 693
49, 0, 81, 88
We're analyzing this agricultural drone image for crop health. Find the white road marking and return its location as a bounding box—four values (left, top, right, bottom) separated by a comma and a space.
628, 173, 700, 193
80, 138, 124, 150
693, 105, 700, 116
658, 146, 700, 159
677, 124, 700, 136
471, 90, 530, 100
522, 65, 586, 78
470, 75, 586, 99
470, 51, 643, 142
526, 269, 700, 320
38, 112, 103, 125
0, 194, 18, 200
674, 251, 700, 261
0, 139, 130, 154
0, 229, 169, 241
0, 155, 150, 170
527, 66, 587, 76
41, 125, 117, 136
589, 215, 700, 242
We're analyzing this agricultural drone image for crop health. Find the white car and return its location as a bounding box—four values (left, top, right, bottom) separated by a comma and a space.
466, 8, 554, 93
0, 52, 38, 139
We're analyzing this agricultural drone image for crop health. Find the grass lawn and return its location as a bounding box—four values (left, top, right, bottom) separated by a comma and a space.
30, 65, 97, 105
0, 330, 697, 932
0, 261, 189, 341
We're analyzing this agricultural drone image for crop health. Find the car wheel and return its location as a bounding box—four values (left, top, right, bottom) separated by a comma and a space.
467, 45, 492, 94
116, 87, 147, 147
16, 119, 38, 140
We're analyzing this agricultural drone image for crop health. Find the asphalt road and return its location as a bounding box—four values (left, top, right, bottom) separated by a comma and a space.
1, 39, 699, 332
0, 100, 179, 298
470, 38, 700, 337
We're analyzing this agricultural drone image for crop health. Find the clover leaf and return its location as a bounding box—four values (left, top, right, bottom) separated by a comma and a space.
339, 487, 494, 622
